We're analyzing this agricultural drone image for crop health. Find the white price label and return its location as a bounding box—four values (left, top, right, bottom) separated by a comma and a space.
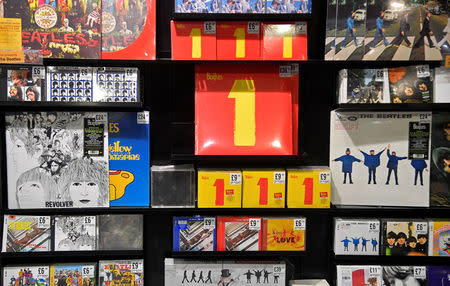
416, 65, 430, 78
249, 218, 261, 231
375, 69, 385, 82
319, 172, 331, 184
273, 266, 285, 274
368, 222, 380, 232
295, 22, 307, 34
137, 111, 149, 124
83, 216, 95, 226
178, 220, 187, 225
342, 270, 352, 281
279, 65, 292, 77
124, 68, 137, 81
273, 171, 286, 184
247, 21, 260, 34
32, 66, 45, 79
291, 64, 299, 76
416, 222, 428, 234
82, 265, 95, 278
131, 261, 144, 273
230, 173, 241, 185
294, 218, 306, 231
204, 21, 216, 34
37, 216, 50, 229
79, 68, 91, 80
36, 267, 49, 279
413, 267, 426, 279
204, 217, 216, 229
369, 266, 381, 277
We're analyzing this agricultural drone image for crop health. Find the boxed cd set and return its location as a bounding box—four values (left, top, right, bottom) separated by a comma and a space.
334, 218, 380, 256
262, 217, 306, 251
47, 66, 94, 102
336, 265, 382, 286
197, 169, 242, 208
93, 68, 139, 103
173, 216, 216, 251
286, 167, 331, 208
428, 220, 450, 256
242, 170, 285, 208
217, 216, 262, 251
381, 219, 429, 256
99, 260, 144, 286
2, 215, 51, 252
150, 165, 196, 208
97, 215, 143, 251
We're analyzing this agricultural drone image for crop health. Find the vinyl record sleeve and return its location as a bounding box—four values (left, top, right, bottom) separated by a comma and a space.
53, 216, 97, 251
382, 266, 427, 286
99, 260, 144, 286
97, 214, 143, 250
337, 69, 390, 104
175, 0, 220, 13
2, 215, 51, 252
216, 216, 262, 251
262, 217, 306, 251
434, 67, 450, 103
381, 220, 428, 256
334, 218, 380, 256
108, 112, 149, 207
173, 216, 216, 251
389, 66, 433, 104
324, 0, 337, 60
46, 66, 94, 102
101, 0, 156, 60
93, 68, 139, 103
427, 266, 450, 286
336, 265, 382, 286
5, 111, 109, 209
3, 265, 50, 286
330, 111, 431, 207
428, 221, 450, 256
6, 66, 45, 102
50, 263, 97, 286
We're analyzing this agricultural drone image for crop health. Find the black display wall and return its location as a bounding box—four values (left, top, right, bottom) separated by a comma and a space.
0, 0, 449, 286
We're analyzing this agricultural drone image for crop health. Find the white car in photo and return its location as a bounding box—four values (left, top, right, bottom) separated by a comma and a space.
383, 10, 398, 21
354, 9, 366, 21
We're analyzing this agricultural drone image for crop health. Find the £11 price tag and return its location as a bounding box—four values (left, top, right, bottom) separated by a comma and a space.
204, 217, 216, 229
249, 218, 261, 230
369, 266, 381, 277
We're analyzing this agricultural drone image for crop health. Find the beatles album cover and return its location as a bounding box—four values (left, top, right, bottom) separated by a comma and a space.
6, 66, 45, 102
381, 220, 428, 256
334, 218, 380, 256
5, 112, 109, 209
4, 0, 101, 60
150, 165, 196, 208
54, 216, 97, 251
429, 221, 450, 256
101, 0, 156, 60
47, 66, 94, 102
99, 260, 144, 286
338, 69, 390, 104
97, 214, 143, 250
217, 216, 262, 251
427, 266, 450, 286
93, 67, 139, 103
330, 111, 432, 207
108, 112, 149, 207
262, 217, 305, 251
220, 0, 266, 13
2, 215, 51, 252
382, 266, 427, 286
175, 0, 220, 13
165, 259, 286, 285
430, 112, 450, 207
266, 0, 310, 13
336, 265, 382, 286
173, 216, 216, 251
389, 66, 433, 104
324, 0, 337, 60
50, 263, 97, 286
3, 265, 50, 286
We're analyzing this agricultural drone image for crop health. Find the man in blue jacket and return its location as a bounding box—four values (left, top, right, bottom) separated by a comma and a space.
385, 144, 407, 185
358, 147, 386, 184
333, 148, 361, 184
411, 159, 428, 186
340, 12, 360, 48
371, 11, 390, 48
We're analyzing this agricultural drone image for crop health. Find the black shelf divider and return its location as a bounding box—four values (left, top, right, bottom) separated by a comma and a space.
0, 102, 144, 111
333, 255, 450, 265
171, 12, 313, 21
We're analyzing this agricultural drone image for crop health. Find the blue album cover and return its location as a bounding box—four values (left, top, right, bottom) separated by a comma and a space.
428, 266, 450, 286
108, 111, 150, 207
173, 216, 216, 251
175, 0, 220, 13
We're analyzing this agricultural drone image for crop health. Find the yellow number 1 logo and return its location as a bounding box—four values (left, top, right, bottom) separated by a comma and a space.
283, 34, 293, 58
233, 28, 245, 58
190, 28, 201, 58
227, 79, 256, 146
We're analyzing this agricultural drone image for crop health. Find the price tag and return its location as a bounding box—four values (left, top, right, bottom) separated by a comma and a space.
291, 64, 299, 76
37, 216, 50, 229
249, 218, 261, 231
137, 111, 149, 124
415, 222, 428, 234
273, 171, 285, 184
413, 267, 426, 279
124, 68, 137, 81
341, 270, 352, 282
83, 216, 96, 226
368, 221, 380, 232
79, 68, 91, 80
131, 261, 144, 274
230, 173, 241, 185
177, 220, 187, 229
294, 218, 306, 230
32, 66, 45, 79
203, 217, 216, 229
295, 22, 307, 34
165, 258, 175, 266
416, 65, 430, 78
279, 65, 292, 77
319, 172, 331, 184
375, 69, 385, 82
369, 266, 381, 277
82, 265, 95, 278
247, 21, 260, 34
273, 265, 285, 274
204, 21, 216, 34
36, 266, 49, 279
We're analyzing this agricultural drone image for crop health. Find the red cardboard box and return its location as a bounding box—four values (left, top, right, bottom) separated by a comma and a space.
216, 21, 261, 61
262, 22, 308, 61
171, 21, 217, 60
